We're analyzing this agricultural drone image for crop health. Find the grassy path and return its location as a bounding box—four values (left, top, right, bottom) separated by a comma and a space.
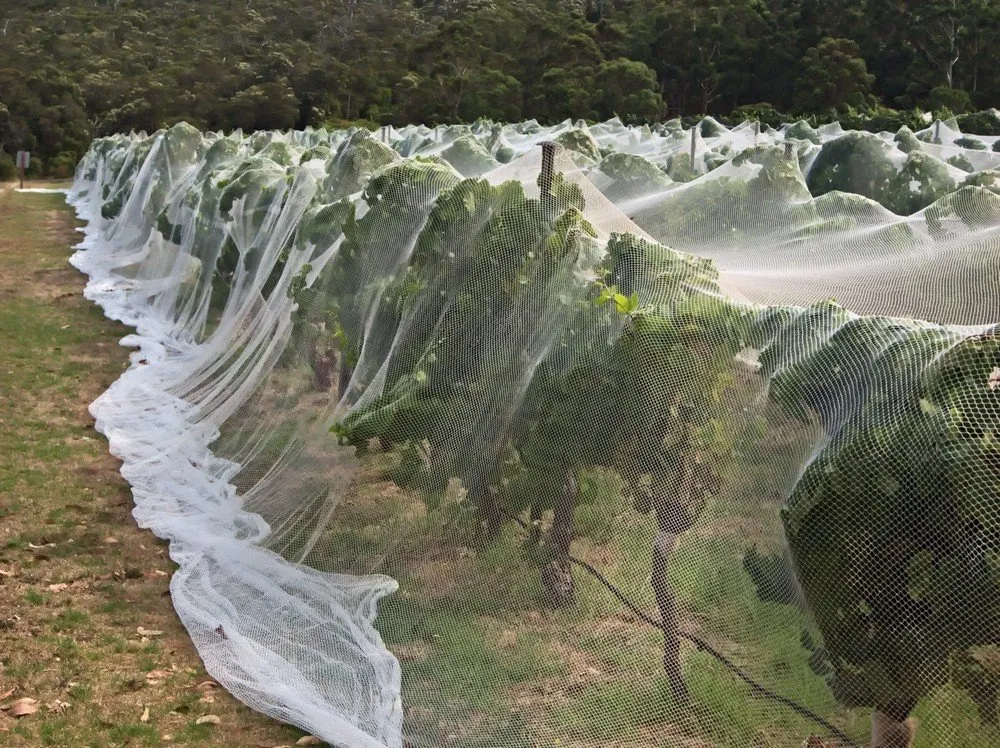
0, 184, 308, 747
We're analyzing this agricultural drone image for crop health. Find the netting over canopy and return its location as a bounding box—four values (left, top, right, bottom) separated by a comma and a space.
67, 114, 1000, 748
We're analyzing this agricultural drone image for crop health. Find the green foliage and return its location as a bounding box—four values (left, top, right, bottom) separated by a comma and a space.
78, 106, 1000, 740
805, 131, 896, 206
742, 545, 800, 606
784, 120, 822, 145
884, 151, 956, 215
47, 151, 79, 179
322, 130, 400, 201
835, 105, 929, 136
25, 154, 45, 178
4, 0, 1000, 173
323, 146, 751, 559
226, 81, 300, 132
955, 136, 988, 151
894, 127, 923, 153
948, 153, 976, 173
794, 38, 875, 114
956, 112, 1000, 137
924, 187, 1000, 235
554, 129, 601, 164
749, 299, 1000, 718
535, 68, 598, 122
778, 327, 1000, 713
960, 170, 1000, 196
636, 145, 810, 242
730, 103, 785, 129
0, 152, 16, 181
592, 58, 663, 123
440, 135, 499, 177
927, 86, 973, 115
588, 152, 673, 203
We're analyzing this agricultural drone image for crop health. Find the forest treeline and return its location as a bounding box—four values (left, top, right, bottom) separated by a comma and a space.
1, 0, 999, 176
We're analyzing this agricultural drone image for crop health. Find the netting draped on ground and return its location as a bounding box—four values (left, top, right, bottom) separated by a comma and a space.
67, 114, 1000, 748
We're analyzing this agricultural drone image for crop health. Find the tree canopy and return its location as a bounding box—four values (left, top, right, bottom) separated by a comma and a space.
1, 0, 999, 174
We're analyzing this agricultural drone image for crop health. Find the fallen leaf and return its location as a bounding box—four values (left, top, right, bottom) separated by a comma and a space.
0, 569, 11, 578
145, 670, 171, 684
46, 700, 71, 714
198, 695, 215, 704
48, 583, 68, 593
195, 714, 220, 725
151, 570, 168, 577
7, 698, 39, 717
0, 688, 14, 701
103, 537, 119, 544
194, 680, 219, 692
296, 737, 324, 746
27, 542, 54, 550
137, 627, 163, 637
140, 706, 150, 722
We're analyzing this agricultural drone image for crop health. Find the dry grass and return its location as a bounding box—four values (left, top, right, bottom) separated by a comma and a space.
0, 183, 312, 746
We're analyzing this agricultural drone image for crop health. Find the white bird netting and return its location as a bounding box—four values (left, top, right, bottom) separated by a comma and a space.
66, 114, 1000, 748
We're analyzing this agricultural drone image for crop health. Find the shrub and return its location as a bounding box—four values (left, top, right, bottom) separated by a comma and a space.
847, 106, 926, 135
794, 38, 874, 113
0, 153, 15, 181
730, 103, 788, 129
954, 136, 987, 151
47, 151, 79, 179
956, 111, 1000, 137
926, 86, 973, 115
25, 155, 44, 178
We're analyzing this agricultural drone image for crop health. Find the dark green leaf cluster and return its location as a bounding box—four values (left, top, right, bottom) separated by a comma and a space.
759, 301, 1000, 713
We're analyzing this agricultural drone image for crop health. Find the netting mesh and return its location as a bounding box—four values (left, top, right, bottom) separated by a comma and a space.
66, 114, 1000, 748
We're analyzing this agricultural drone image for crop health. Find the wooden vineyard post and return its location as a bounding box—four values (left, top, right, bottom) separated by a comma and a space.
540, 141, 556, 211
690, 126, 697, 170
752, 120, 759, 147
784, 141, 794, 161
541, 471, 577, 607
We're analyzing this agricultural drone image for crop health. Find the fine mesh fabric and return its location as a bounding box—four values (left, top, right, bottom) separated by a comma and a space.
66, 114, 1000, 748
